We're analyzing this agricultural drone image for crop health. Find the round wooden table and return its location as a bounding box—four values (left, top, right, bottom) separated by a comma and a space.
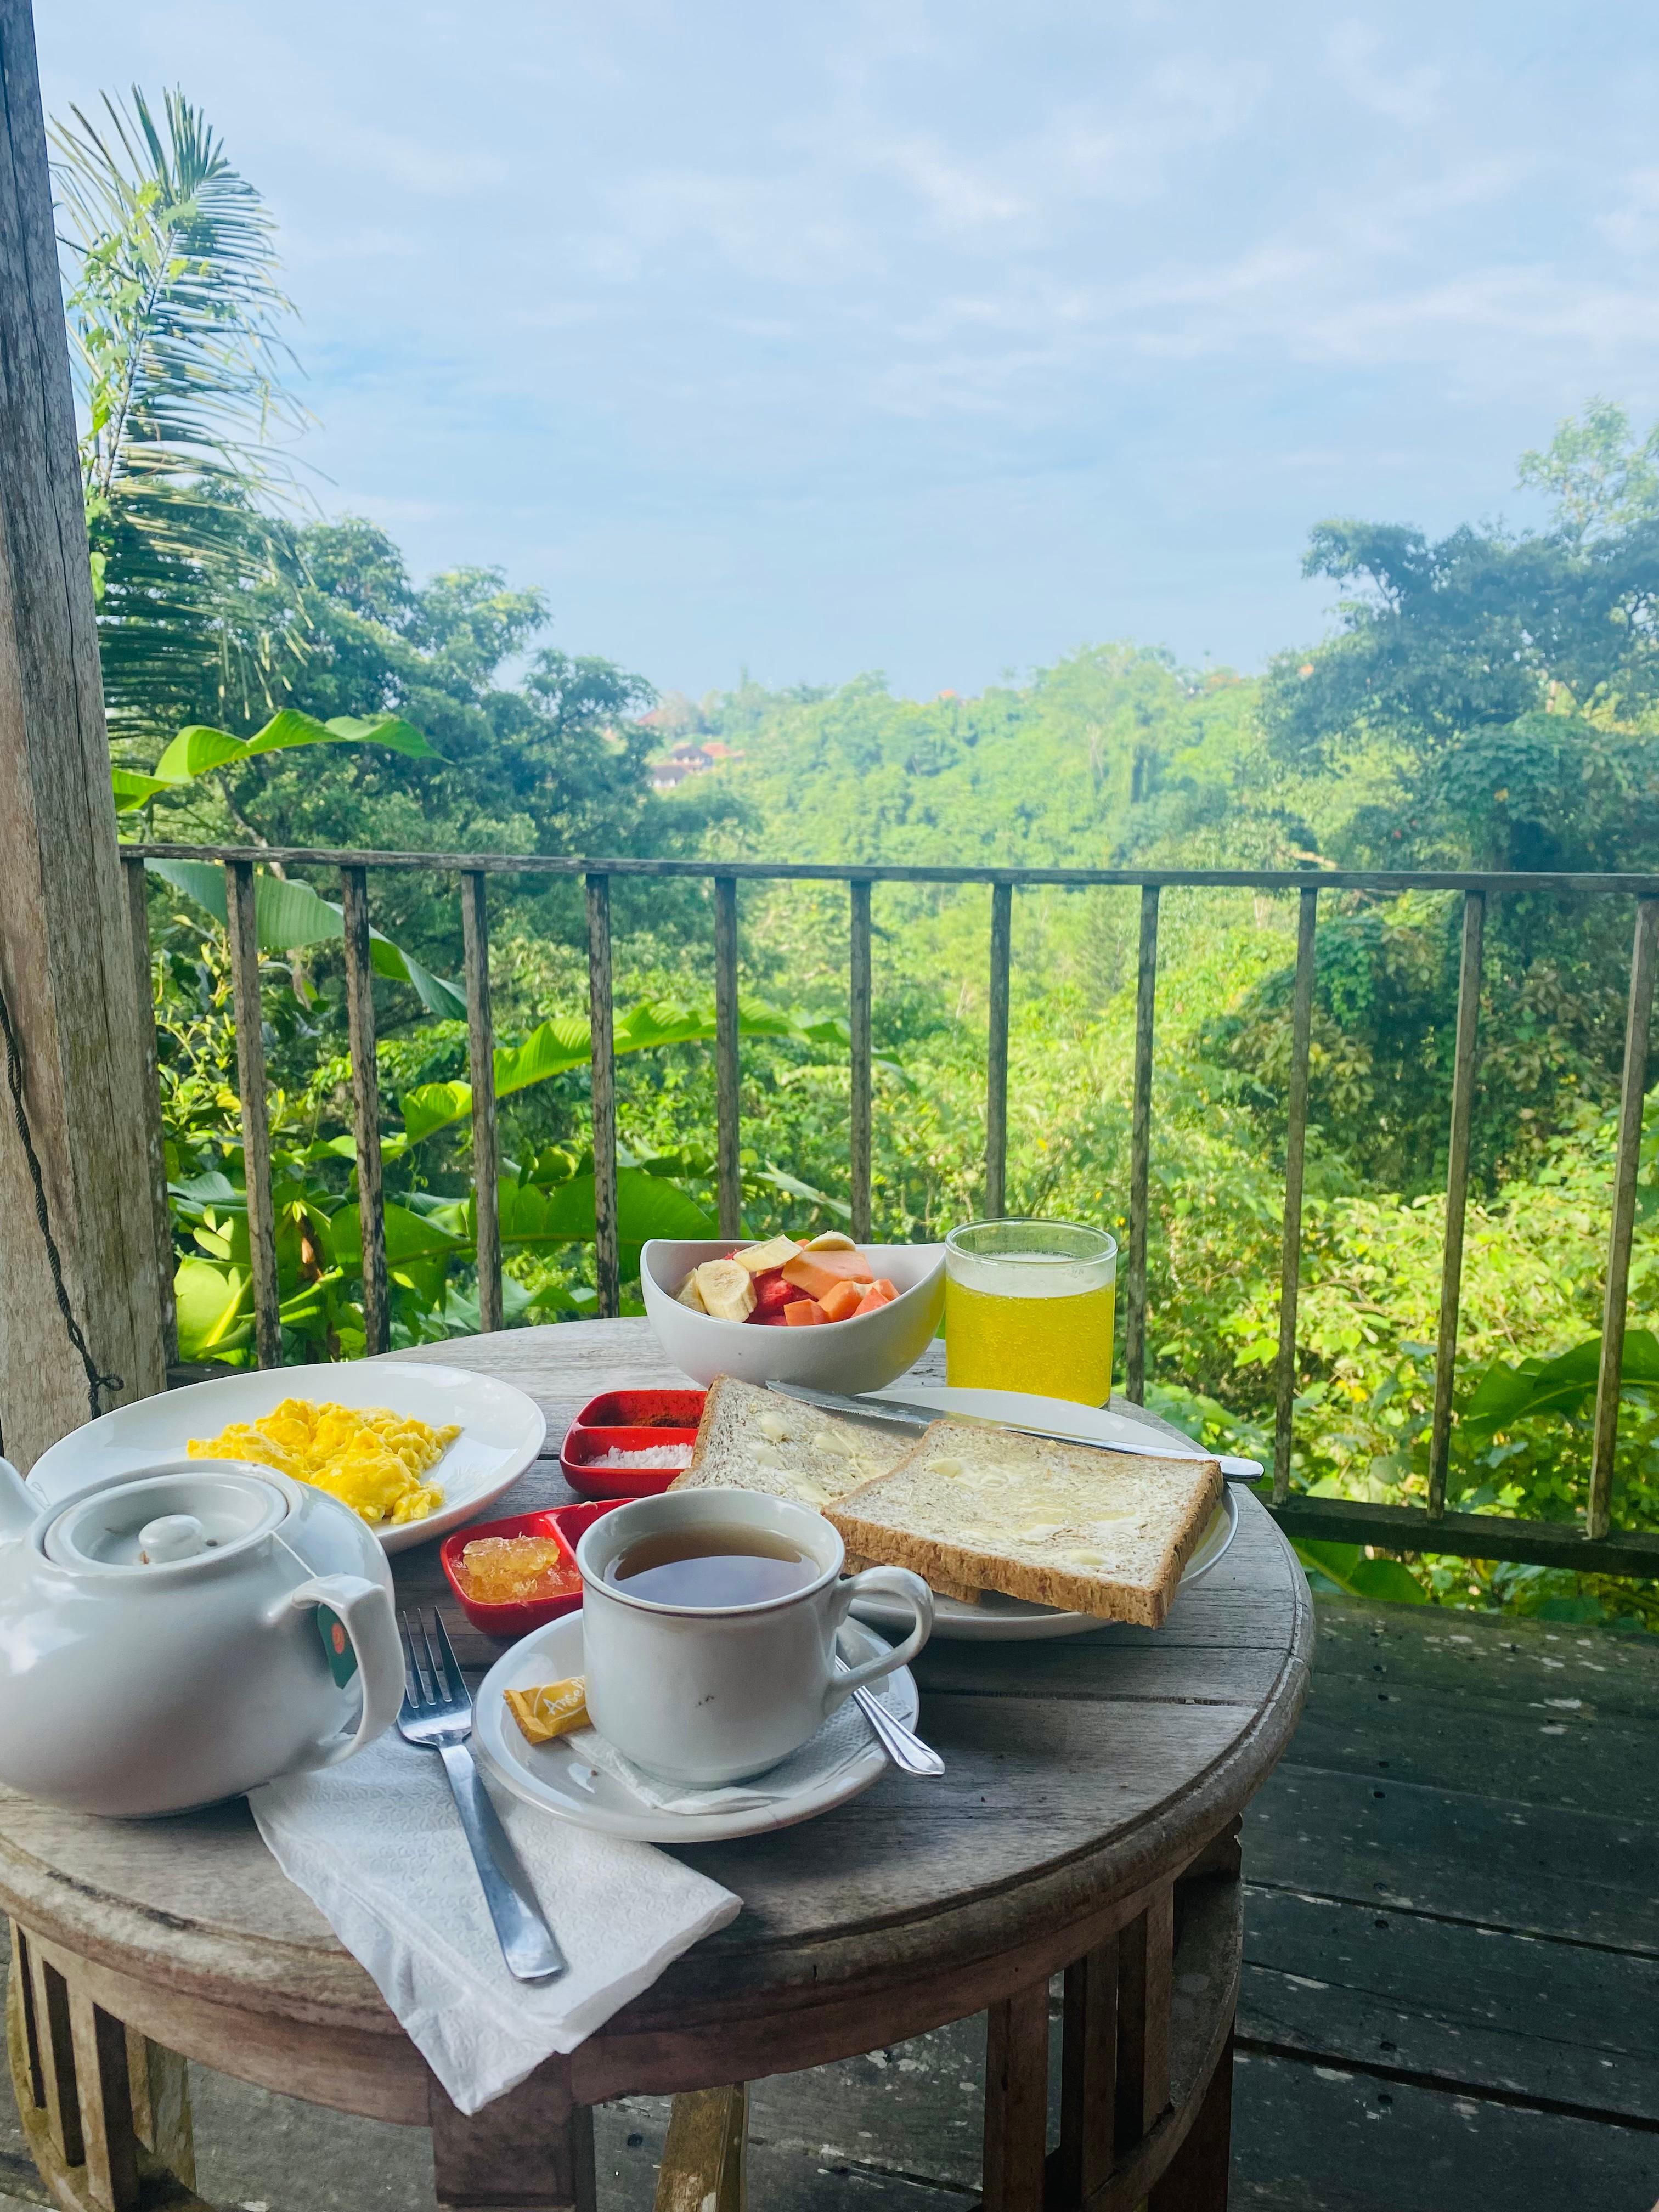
3, 1322, 1311, 2212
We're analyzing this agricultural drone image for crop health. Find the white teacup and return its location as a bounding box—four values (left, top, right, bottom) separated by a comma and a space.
574, 1488, 933, 1785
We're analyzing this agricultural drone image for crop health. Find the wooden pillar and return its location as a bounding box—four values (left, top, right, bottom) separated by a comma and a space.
0, 0, 167, 1464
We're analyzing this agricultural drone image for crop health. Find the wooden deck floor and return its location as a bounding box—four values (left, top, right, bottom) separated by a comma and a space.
3, 1594, 1657, 2210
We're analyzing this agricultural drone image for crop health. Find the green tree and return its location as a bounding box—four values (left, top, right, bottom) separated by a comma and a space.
53, 86, 312, 745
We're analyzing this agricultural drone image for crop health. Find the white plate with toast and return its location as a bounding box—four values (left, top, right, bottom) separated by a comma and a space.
850, 1483, 1237, 1641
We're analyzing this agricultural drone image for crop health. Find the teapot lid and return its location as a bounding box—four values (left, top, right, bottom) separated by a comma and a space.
43, 1467, 288, 1573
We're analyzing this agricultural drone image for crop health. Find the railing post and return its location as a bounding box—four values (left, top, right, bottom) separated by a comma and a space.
340, 866, 390, 1355
1588, 895, 1659, 1540
223, 859, 281, 1370
122, 856, 176, 1368
1273, 887, 1319, 1504
586, 873, 620, 1318
1428, 889, 1486, 1517
714, 876, 741, 1239
1124, 886, 1160, 1404
985, 881, 1012, 1219
849, 880, 872, 1242
460, 872, 503, 1333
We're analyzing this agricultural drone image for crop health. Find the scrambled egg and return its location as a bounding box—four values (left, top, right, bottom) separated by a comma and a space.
189, 1397, 458, 1525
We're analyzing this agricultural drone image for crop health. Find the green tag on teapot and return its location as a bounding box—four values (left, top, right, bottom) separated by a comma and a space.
316, 1605, 359, 1687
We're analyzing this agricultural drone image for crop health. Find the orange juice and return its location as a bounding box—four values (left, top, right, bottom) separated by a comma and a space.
943, 1221, 1118, 1404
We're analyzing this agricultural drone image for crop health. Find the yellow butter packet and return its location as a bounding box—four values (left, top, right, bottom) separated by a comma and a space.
504, 1678, 589, 1744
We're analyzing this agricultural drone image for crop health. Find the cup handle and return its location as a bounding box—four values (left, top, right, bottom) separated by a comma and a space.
825, 1567, 934, 1712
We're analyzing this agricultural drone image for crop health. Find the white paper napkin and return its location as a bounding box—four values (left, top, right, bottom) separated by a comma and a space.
570, 1695, 877, 1815
249, 1733, 741, 2114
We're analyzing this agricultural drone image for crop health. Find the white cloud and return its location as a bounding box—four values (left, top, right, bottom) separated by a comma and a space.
1325, 21, 1443, 126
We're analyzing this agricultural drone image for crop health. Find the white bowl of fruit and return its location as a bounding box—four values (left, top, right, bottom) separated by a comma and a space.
640, 1233, 946, 1391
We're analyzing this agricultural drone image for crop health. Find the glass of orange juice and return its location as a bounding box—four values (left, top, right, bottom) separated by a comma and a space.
944, 1219, 1118, 1404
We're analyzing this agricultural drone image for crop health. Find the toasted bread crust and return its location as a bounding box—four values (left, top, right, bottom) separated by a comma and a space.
827, 1420, 1221, 1628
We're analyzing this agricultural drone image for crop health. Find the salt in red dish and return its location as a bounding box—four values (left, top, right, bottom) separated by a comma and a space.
558, 1387, 706, 1500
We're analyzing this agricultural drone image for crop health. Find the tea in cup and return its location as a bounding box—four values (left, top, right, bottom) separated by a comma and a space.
574, 1488, 932, 1785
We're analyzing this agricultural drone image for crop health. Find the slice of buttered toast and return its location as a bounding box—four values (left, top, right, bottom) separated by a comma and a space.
827, 1419, 1222, 1628
669, 1378, 981, 1601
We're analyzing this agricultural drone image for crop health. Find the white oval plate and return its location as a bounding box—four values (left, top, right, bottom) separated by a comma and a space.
474, 1613, 917, 1843
25, 1360, 545, 1554
848, 1380, 1240, 1642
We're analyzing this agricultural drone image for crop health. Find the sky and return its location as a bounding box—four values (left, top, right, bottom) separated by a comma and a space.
36, 1, 1659, 701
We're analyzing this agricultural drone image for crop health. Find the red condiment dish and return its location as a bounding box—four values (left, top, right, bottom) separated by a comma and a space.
440, 1500, 627, 1640
557, 1387, 707, 1499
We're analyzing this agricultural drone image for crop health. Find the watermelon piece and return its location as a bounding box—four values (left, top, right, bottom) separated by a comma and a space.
752, 1269, 796, 1318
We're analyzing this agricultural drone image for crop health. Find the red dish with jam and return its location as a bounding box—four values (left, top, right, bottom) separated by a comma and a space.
440, 1499, 627, 1639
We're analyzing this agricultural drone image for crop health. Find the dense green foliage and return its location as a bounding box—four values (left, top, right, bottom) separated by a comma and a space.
72, 88, 1656, 1624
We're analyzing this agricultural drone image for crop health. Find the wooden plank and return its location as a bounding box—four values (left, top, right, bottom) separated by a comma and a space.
122, 841, 1659, 896
1057, 1936, 1118, 2203
850, 879, 872, 1240
461, 871, 502, 1334
1125, 885, 1159, 1403
985, 881, 1012, 1218
340, 865, 388, 1355
1245, 1763, 1659, 1951
29, 1948, 83, 2168
656, 2083, 748, 2212
67, 1979, 140, 2210
123, 2023, 195, 2185
714, 876, 741, 1239
1240, 1888, 1659, 2122
0, 0, 166, 1464
1269, 1492, 1659, 1575
430, 2062, 596, 2211
1148, 2027, 1232, 2212
1428, 888, 1485, 1514
1231, 2051, 1659, 2212
12, 1920, 43, 2108
1273, 887, 1317, 1504
224, 858, 281, 1370
1589, 894, 1658, 1538
981, 1978, 1047, 2212
121, 856, 176, 1368
1116, 1888, 1173, 2148
586, 875, 619, 1318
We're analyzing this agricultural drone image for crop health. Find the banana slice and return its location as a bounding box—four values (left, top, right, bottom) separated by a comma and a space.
805, 1231, 857, 1251
675, 1270, 708, 1311
692, 1257, 757, 1322
733, 1235, 802, 1274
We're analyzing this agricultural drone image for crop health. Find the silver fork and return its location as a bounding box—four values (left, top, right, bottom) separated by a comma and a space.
398, 1610, 567, 1984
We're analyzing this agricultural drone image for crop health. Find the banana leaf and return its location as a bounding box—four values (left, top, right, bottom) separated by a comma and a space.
1461, 1329, 1659, 1440
146, 857, 466, 1020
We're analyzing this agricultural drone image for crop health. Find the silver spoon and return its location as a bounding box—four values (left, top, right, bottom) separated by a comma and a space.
834, 1646, 944, 1776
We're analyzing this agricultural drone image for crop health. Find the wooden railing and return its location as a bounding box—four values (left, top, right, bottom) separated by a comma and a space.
125, 843, 1659, 1581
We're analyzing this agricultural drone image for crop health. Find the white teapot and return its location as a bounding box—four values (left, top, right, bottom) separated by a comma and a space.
0, 1454, 405, 1816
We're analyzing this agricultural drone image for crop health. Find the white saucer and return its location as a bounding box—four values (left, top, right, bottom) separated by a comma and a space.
474, 1614, 917, 1843
25, 1360, 545, 1554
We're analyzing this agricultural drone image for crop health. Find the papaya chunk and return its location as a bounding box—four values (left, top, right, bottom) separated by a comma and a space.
783, 1298, 828, 1325
853, 1280, 898, 1317
780, 1248, 876, 1299
817, 1278, 866, 1322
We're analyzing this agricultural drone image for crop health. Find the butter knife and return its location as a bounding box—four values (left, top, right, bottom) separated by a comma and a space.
764, 1380, 1263, 1482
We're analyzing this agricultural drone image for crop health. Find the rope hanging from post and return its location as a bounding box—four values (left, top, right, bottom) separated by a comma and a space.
0, 980, 123, 1421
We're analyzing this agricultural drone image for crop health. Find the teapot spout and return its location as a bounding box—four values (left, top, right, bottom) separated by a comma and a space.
0, 1459, 37, 1541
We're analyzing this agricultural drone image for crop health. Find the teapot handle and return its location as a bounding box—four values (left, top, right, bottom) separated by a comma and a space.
280, 1574, 406, 1770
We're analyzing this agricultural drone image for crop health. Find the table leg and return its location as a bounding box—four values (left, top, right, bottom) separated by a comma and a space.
655, 2084, 748, 2212
982, 1976, 1049, 2212
1148, 2028, 1233, 2211
1116, 1886, 1174, 2152
1056, 1934, 1119, 2203
7, 1921, 206, 2212
430, 2059, 596, 2212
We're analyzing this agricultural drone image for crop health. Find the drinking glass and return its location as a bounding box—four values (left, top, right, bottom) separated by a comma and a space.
943, 1219, 1118, 1405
